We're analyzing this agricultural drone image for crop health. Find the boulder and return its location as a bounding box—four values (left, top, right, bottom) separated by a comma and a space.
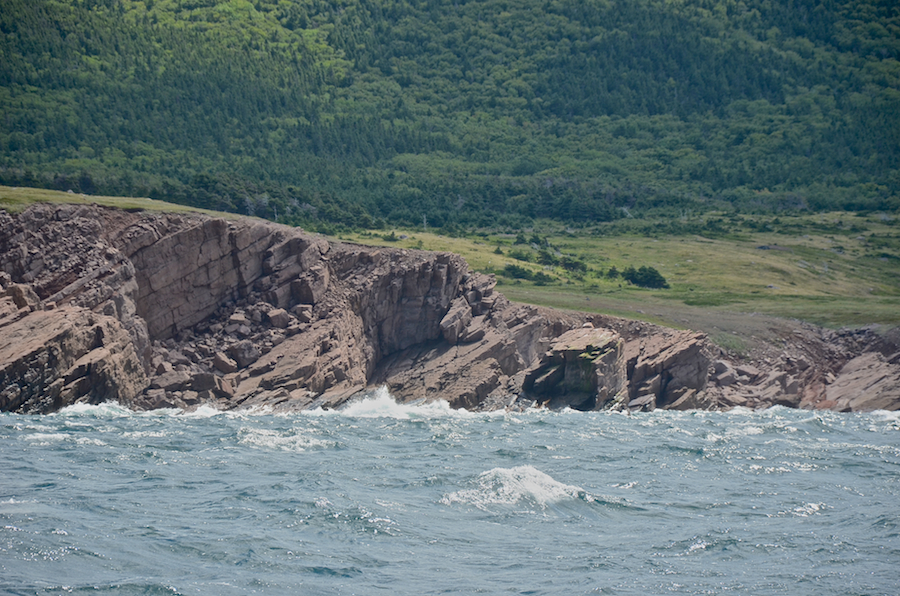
716, 369, 738, 387
149, 370, 191, 391
439, 297, 473, 345
292, 265, 330, 305
228, 340, 261, 368
190, 372, 233, 398
663, 388, 714, 411
292, 304, 313, 323
213, 351, 238, 374
266, 308, 291, 329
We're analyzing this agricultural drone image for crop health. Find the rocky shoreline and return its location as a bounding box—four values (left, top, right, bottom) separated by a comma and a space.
1, 203, 898, 415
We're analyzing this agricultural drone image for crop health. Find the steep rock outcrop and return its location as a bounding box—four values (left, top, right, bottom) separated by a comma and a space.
522, 326, 627, 411
821, 352, 900, 411
0, 294, 146, 413
1, 203, 895, 414
624, 330, 711, 411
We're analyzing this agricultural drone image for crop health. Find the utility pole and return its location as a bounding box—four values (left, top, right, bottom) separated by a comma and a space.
423, 214, 427, 233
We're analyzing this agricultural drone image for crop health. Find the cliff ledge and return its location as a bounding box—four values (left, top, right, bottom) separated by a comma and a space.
1, 204, 897, 414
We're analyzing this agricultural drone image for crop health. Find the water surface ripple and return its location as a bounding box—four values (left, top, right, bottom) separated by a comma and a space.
2, 394, 898, 595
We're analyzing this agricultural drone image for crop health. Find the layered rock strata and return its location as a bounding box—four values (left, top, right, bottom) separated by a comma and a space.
1, 203, 897, 414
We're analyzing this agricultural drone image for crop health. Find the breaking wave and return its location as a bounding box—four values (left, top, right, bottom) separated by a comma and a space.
441, 465, 590, 511
307, 386, 463, 420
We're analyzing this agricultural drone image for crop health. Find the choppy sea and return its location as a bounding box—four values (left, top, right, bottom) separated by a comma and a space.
1, 388, 898, 595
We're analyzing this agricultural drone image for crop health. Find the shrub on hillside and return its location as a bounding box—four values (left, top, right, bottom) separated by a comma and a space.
622, 266, 669, 289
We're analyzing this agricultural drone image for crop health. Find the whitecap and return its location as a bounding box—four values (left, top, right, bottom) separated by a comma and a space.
687, 540, 709, 553
869, 409, 900, 422
20, 432, 68, 444
774, 502, 828, 517
178, 405, 226, 418
238, 427, 332, 452
727, 425, 764, 437
123, 430, 170, 439
306, 386, 464, 420
54, 402, 134, 418
441, 465, 588, 511
0, 498, 35, 508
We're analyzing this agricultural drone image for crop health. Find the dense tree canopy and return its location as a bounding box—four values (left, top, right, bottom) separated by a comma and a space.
1, 0, 898, 228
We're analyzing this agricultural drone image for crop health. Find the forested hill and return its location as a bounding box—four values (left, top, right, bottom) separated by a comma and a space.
1, 0, 898, 229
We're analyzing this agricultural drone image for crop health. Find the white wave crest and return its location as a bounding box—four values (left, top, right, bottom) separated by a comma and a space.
441, 465, 587, 510
20, 432, 107, 446
179, 405, 226, 418
774, 502, 828, 518
21, 432, 68, 444
238, 427, 332, 452
54, 402, 134, 418
306, 386, 463, 420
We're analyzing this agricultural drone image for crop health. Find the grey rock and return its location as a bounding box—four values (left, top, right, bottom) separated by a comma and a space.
228, 340, 261, 368
267, 308, 291, 329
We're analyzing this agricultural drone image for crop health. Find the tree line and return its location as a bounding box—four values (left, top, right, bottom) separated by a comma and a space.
1, 0, 897, 229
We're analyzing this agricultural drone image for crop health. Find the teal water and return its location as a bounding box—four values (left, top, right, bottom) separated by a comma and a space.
2, 390, 899, 595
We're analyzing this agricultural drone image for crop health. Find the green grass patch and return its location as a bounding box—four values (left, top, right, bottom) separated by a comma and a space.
710, 332, 750, 357
0, 185, 233, 218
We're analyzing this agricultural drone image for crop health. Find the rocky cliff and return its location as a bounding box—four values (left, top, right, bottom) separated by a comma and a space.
1, 204, 897, 414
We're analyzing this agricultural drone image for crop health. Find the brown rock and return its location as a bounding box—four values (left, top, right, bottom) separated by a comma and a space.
6, 202, 894, 415
625, 330, 710, 409
213, 351, 238, 374
663, 388, 714, 411
716, 370, 738, 387
628, 394, 655, 411
292, 265, 330, 305
150, 371, 191, 391
228, 313, 249, 326
523, 327, 627, 410
292, 304, 314, 323
439, 297, 473, 345
825, 353, 900, 412
6, 284, 40, 310
735, 363, 761, 380
0, 305, 147, 413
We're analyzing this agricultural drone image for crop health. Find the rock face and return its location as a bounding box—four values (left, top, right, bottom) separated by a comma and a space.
624, 330, 711, 411
0, 296, 146, 414
821, 352, 900, 411
0, 203, 896, 414
522, 326, 626, 411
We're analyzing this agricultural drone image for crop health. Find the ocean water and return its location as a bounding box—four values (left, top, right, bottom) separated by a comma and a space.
1, 389, 898, 596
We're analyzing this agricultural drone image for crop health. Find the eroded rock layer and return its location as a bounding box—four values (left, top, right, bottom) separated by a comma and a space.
1, 203, 897, 414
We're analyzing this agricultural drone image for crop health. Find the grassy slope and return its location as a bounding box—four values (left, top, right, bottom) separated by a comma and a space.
0, 185, 235, 218
3, 185, 897, 344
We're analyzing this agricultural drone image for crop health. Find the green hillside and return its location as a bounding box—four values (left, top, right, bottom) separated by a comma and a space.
1, 0, 898, 229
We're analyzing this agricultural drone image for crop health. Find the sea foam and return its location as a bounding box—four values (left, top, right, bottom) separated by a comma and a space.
441, 465, 588, 511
